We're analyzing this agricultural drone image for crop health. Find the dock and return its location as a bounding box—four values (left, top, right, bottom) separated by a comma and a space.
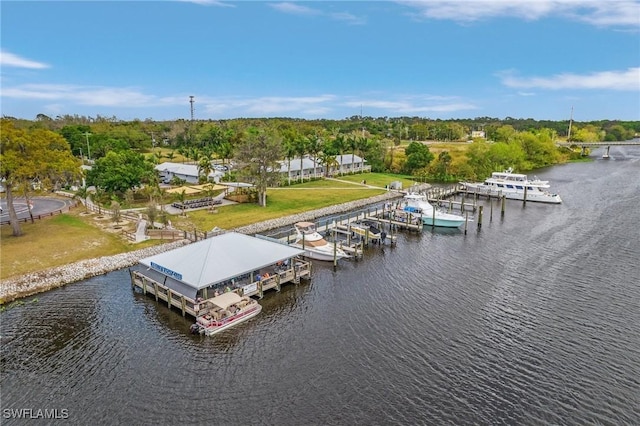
261, 202, 430, 262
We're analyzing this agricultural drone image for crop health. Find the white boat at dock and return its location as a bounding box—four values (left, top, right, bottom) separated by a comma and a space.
291, 221, 350, 262
401, 193, 467, 228
190, 292, 262, 336
460, 168, 562, 204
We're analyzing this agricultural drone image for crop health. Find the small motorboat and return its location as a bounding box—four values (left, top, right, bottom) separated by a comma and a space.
191, 292, 262, 336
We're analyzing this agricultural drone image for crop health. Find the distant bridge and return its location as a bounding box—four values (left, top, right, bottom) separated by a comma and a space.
555, 139, 640, 157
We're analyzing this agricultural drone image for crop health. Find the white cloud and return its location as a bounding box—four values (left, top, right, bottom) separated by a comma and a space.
500, 67, 640, 91
345, 95, 477, 114
269, 2, 321, 16
330, 12, 367, 25
198, 93, 476, 117
569, 1, 640, 27
270, 2, 366, 25
0, 51, 50, 69
1, 84, 155, 106
203, 94, 337, 116
397, 0, 640, 28
0, 85, 478, 118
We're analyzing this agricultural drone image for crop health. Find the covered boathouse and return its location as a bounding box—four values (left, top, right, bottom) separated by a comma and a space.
130, 232, 311, 317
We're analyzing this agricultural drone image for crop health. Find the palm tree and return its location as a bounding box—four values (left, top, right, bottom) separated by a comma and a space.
177, 146, 187, 163
185, 147, 200, 164
318, 152, 339, 177
347, 134, 358, 174
333, 135, 346, 175
217, 141, 234, 167
294, 135, 308, 182
282, 137, 296, 185
198, 153, 213, 183
356, 136, 368, 173
306, 132, 323, 179
175, 189, 187, 216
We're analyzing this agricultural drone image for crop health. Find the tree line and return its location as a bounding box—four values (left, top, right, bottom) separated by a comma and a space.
2, 115, 638, 236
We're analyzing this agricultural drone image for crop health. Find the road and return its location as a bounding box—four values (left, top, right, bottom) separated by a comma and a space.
0, 196, 75, 223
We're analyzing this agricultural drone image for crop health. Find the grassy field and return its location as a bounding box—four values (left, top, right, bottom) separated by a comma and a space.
331, 172, 417, 188
425, 142, 472, 164
0, 211, 164, 280
172, 181, 386, 231
142, 147, 189, 163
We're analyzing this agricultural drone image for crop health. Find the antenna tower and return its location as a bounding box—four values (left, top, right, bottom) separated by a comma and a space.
189, 96, 195, 121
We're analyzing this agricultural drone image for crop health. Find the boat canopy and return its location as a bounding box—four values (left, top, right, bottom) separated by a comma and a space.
296, 221, 315, 227
404, 205, 422, 213
207, 292, 243, 310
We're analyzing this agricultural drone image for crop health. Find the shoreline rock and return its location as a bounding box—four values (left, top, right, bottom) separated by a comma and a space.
0, 190, 407, 304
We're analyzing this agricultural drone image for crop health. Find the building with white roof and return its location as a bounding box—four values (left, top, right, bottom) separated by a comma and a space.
279, 154, 370, 180
133, 232, 306, 301
155, 162, 224, 184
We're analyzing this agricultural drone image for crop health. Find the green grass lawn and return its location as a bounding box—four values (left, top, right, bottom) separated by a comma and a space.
0, 210, 164, 280
278, 178, 362, 189
172, 185, 386, 231
333, 172, 417, 189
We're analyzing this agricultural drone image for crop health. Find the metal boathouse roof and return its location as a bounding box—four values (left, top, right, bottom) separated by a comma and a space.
138, 232, 304, 290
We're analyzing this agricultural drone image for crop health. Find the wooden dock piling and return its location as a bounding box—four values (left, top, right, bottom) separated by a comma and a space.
464, 212, 468, 235
490, 197, 493, 221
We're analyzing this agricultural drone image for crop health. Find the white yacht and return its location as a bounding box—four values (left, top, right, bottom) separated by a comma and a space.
291, 222, 350, 262
401, 193, 467, 228
460, 168, 562, 204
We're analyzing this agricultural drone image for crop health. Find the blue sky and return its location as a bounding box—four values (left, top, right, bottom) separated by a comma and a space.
2, 1, 639, 122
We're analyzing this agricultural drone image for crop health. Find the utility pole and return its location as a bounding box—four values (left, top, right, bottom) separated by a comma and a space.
189, 96, 195, 145
567, 106, 574, 142
83, 132, 91, 161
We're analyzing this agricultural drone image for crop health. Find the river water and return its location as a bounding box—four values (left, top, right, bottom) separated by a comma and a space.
2, 146, 639, 425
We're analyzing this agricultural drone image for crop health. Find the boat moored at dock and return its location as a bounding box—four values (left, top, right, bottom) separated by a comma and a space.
337, 219, 385, 243
291, 221, 350, 262
460, 168, 562, 204
190, 292, 262, 336
401, 193, 467, 228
